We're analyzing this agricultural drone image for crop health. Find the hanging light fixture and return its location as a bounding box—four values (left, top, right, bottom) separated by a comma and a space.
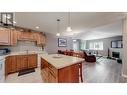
56, 19, 60, 36
0, 12, 15, 28
66, 12, 72, 32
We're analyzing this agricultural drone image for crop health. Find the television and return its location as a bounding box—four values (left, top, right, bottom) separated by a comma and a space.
111, 40, 123, 48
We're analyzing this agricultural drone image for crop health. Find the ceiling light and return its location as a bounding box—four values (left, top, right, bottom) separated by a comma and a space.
66, 12, 72, 32
13, 21, 16, 24
73, 39, 77, 42
56, 33, 60, 36
66, 26, 72, 32
36, 26, 39, 29
0, 13, 14, 28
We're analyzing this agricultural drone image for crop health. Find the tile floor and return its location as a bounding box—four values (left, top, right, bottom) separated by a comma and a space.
5, 68, 43, 83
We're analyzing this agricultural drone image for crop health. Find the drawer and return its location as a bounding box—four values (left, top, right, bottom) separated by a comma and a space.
48, 64, 57, 76
41, 69, 48, 83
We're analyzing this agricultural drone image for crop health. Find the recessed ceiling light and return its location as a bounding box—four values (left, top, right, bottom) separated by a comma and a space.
73, 39, 77, 42
13, 21, 16, 24
56, 33, 60, 36
35, 26, 39, 29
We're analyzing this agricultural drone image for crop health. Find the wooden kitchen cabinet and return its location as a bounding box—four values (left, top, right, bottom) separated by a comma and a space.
41, 58, 58, 83
0, 28, 18, 45
36, 33, 46, 46
5, 56, 17, 75
41, 59, 49, 82
18, 31, 34, 41
20, 55, 28, 70
41, 57, 83, 83
28, 54, 37, 68
0, 28, 46, 46
0, 28, 11, 45
5, 54, 37, 76
10, 29, 18, 45
16, 55, 23, 71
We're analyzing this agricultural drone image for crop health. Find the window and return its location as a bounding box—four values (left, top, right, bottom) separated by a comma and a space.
89, 42, 103, 50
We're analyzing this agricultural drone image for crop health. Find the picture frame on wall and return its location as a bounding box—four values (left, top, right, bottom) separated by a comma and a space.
58, 38, 67, 47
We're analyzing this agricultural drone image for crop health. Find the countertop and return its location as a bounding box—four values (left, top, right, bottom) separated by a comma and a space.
0, 51, 47, 60
41, 54, 85, 69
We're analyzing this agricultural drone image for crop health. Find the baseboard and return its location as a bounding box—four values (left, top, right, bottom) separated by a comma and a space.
122, 72, 127, 78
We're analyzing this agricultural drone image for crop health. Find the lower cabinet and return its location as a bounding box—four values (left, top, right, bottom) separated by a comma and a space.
41, 58, 81, 83
5, 56, 17, 75
41, 58, 58, 83
5, 54, 37, 76
28, 54, 37, 68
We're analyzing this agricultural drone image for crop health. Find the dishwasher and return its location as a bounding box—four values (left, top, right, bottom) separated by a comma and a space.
0, 57, 5, 83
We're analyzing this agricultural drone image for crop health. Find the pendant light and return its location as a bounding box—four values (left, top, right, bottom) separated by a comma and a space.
0, 13, 15, 28
56, 19, 60, 36
66, 12, 72, 32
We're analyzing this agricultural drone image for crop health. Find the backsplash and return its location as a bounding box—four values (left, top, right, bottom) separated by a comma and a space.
0, 41, 43, 52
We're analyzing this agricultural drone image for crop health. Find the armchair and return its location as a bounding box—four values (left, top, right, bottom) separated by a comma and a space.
83, 51, 96, 62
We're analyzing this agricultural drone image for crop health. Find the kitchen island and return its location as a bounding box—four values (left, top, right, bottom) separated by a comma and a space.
41, 54, 84, 83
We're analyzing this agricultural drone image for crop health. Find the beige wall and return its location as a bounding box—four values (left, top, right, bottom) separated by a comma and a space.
45, 33, 73, 54
122, 18, 127, 77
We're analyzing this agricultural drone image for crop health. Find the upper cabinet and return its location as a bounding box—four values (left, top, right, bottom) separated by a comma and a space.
36, 32, 46, 46
10, 29, 18, 46
18, 31, 35, 41
0, 28, 17, 46
0, 28, 11, 45
0, 27, 46, 46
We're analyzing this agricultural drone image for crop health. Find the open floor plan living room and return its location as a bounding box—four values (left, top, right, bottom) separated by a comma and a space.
0, 12, 127, 83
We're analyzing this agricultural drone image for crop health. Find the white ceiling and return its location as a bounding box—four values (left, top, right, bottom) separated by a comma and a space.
76, 20, 123, 40
14, 12, 125, 39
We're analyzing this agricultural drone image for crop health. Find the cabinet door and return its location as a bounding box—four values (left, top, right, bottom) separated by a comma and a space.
41, 58, 49, 82
16, 55, 28, 71
18, 31, 34, 41
5, 57, 11, 75
37, 33, 46, 46
0, 28, 11, 45
10, 29, 17, 45
5, 56, 17, 75
28, 54, 37, 69
41, 34, 46, 45
36, 33, 41, 45
10, 56, 17, 73
21, 55, 28, 70
16, 55, 23, 71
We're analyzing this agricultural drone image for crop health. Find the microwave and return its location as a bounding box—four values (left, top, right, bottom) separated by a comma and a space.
0, 48, 11, 56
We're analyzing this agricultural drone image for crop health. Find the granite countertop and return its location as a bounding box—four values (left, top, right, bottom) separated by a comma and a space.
0, 51, 47, 60
41, 54, 85, 69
